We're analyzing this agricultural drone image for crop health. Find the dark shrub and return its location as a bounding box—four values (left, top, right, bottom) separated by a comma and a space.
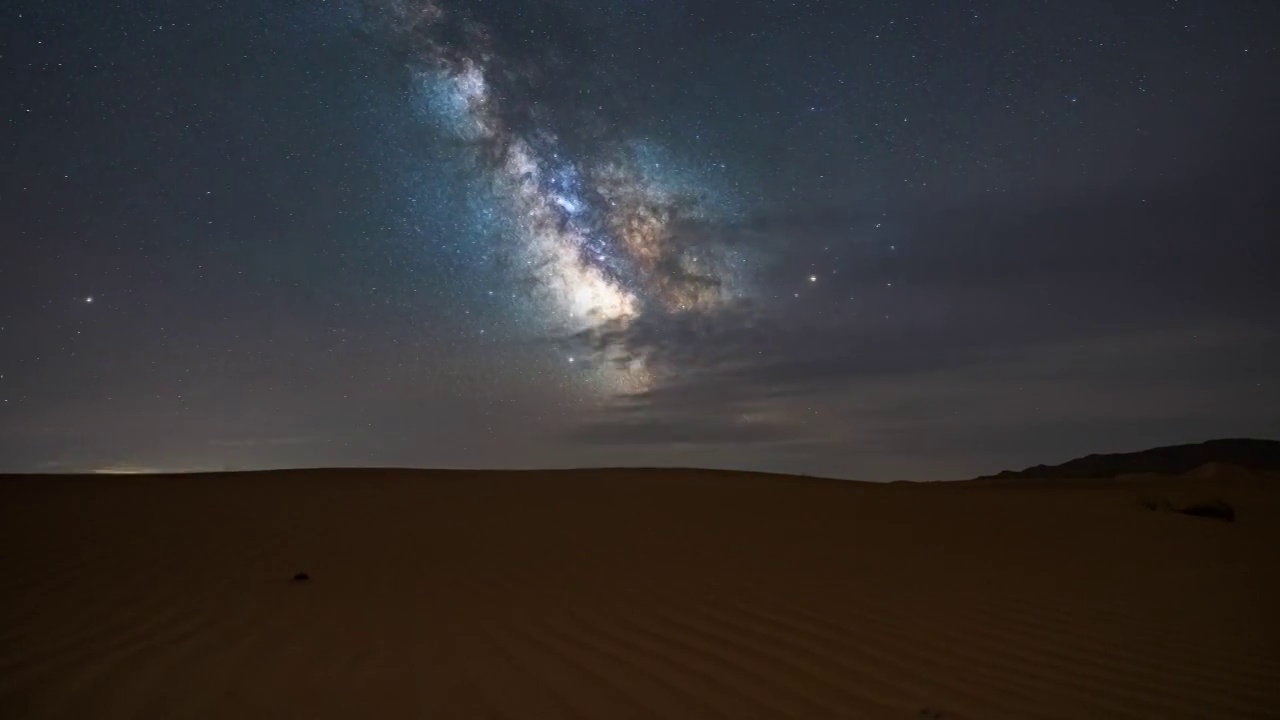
1176, 500, 1235, 523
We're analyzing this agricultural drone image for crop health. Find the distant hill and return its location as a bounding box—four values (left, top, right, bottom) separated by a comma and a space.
977, 438, 1280, 481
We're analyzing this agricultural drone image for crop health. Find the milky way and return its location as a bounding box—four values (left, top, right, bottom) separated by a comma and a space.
372, 0, 746, 388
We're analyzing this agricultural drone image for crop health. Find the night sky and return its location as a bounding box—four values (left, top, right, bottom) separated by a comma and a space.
2, 0, 1277, 479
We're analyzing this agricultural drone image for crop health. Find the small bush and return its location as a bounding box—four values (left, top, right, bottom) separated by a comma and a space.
1176, 500, 1235, 523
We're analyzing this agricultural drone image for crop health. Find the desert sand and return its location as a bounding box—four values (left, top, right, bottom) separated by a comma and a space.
1, 467, 1277, 719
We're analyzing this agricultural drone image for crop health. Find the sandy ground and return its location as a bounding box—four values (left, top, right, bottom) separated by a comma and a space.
1, 467, 1277, 719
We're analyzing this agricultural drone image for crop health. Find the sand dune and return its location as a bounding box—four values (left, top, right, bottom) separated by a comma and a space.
2, 467, 1277, 719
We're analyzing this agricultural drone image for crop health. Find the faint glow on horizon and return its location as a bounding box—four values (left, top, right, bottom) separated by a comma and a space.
91, 465, 188, 475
